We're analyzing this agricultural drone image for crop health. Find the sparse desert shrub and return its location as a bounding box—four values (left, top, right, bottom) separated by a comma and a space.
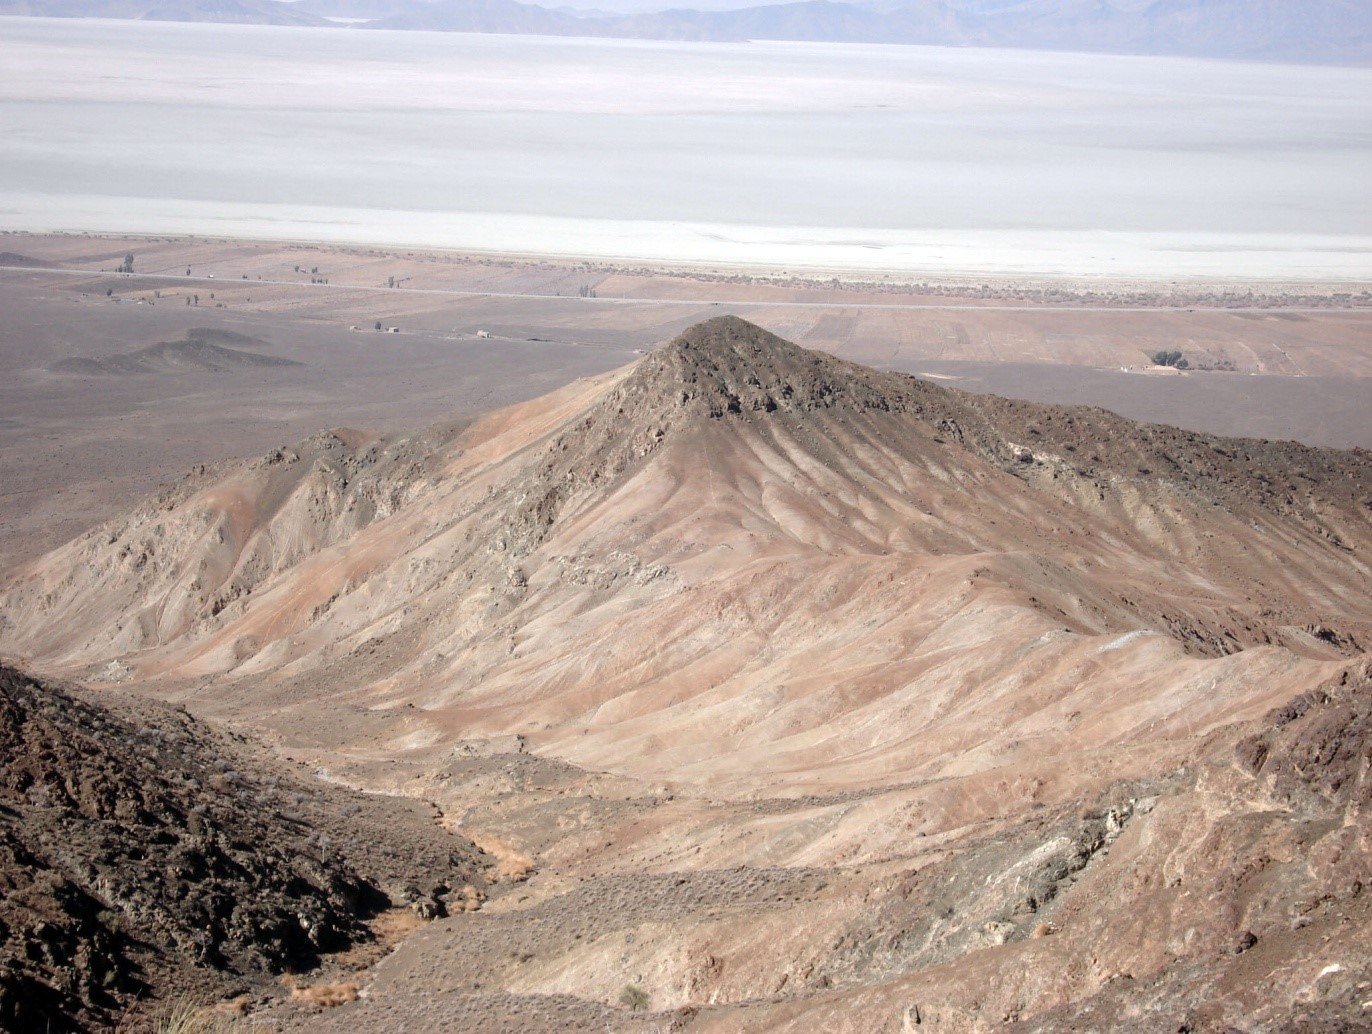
1150, 349, 1188, 369
619, 983, 651, 1011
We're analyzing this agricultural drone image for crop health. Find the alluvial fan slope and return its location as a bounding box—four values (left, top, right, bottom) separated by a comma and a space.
1, 316, 1370, 1031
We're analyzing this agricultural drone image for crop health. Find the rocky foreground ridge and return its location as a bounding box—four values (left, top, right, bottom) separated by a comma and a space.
0, 663, 485, 1031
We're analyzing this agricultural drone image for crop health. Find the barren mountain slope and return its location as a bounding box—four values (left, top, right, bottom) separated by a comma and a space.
2, 316, 1370, 1031
1, 317, 1367, 791
282, 663, 1372, 1034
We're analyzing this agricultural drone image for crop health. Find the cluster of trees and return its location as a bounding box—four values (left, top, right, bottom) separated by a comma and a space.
1151, 350, 1188, 369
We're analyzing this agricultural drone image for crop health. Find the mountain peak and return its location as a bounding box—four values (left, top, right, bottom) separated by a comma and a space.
666, 314, 793, 359
631, 315, 924, 419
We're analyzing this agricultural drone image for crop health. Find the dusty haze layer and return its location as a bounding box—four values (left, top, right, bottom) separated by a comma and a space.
2, 317, 1369, 1030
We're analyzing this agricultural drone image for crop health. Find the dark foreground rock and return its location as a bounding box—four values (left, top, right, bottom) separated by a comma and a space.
0, 663, 485, 1032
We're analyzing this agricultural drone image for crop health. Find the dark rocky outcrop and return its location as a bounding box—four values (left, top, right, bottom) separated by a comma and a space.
0, 664, 484, 1031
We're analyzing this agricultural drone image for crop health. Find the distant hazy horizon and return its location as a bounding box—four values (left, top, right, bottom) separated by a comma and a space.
2, 17, 1369, 280
547, 0, 799, 12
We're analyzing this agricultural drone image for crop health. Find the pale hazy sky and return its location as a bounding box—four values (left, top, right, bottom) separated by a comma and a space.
553, 0, 795, 12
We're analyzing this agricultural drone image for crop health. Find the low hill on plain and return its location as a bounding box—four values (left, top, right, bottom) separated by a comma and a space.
50, 328, 303, 377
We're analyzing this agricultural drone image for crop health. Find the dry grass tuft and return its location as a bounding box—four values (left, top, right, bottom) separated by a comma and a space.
327, 905, 432, 972
453, 882, 486, 912
468, 832, 536, 883
371, 906, 426, 944
151, 994, 238, 1034
213, 997, 250, 1018
288, 980, 360, 1008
